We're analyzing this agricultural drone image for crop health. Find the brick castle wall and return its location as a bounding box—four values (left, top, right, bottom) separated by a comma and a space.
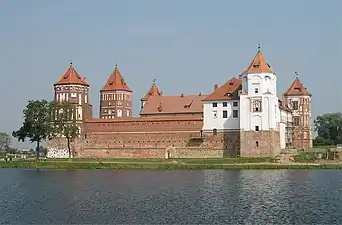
240, 130, 281, 157
48, 116, 279, 158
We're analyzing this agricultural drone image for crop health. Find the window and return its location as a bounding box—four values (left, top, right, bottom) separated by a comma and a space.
233, 110, 238, 118
294, 117, 300, 126
233, 101, 238, 107
212, 102, 217, 107
117, 109, 122, 117
256, 141, 259, 147
223, 102, 228, 107
255, 126, 260, 131
212, 111, 217, 118
292, 101, 299, 110
213, 129, 217, 135
254, 88, 259, 94
127, 110, 130, 117
223, 110, 228, 118
252, 100, 262, 112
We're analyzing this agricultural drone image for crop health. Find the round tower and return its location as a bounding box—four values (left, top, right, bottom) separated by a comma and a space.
53, 62, 92, 133
100, 64, 132, 118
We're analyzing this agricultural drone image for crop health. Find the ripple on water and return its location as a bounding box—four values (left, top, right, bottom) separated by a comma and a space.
0, 169, 342, 224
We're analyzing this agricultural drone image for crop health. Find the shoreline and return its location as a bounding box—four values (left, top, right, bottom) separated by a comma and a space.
1, 160, 342, 170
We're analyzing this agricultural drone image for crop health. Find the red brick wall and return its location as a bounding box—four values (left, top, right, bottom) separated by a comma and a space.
84, 116, 203, 133
73, 129, 241, 158
240, 130, 280, 157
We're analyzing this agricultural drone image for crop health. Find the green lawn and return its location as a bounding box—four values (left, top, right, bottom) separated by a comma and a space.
0, 160, 341, 170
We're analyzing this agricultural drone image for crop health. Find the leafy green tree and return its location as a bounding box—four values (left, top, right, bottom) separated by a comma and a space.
12, 100, 55, 161
54, 101, 80, 160
0, 132, 11, 151
314, 112, 342, 146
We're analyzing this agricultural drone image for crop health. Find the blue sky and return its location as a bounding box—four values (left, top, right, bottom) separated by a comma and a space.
1, 0, 341, 147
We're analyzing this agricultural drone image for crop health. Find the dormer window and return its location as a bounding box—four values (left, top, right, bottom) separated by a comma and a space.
253, 64, 260, 68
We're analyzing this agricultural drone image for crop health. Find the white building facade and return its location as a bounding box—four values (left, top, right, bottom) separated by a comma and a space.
202, 49, 295, 156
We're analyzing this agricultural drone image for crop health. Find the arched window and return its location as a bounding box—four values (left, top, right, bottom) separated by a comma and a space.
213, 128, 217, 135
252, 100, 262, 112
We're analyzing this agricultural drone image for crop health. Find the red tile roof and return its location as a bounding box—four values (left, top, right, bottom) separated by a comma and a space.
242, 50, 274, 74
140, 94, 207, 115
55, 63, 89, 86
142, 82, 162, 100
203, 77, 242, 101
85, 115, 203, 123
101, 65, 132, 92
284, 77, 311, 96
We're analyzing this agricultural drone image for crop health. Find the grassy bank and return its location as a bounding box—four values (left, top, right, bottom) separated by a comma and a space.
1, 159, 342, 170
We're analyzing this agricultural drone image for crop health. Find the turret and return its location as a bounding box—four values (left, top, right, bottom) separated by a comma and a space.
100, 64, 132, 118
239, 46, 281, 157
53, 62, 92, 134
239, 47, 279, 131
140, 80, 162, 110
283, 75, 312, 149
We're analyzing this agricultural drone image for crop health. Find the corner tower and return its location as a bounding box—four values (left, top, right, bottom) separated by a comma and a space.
239, 48, 281, 157
100, 65, 132, 118
54, 62, 92, 133
283, 76, 312, 149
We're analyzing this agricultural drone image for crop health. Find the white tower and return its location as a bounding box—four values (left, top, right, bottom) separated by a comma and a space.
239, 48, 279, 132
239, 47, 281, 157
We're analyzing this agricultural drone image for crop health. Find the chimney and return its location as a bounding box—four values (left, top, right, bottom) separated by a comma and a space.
180, 93, 184, 98
199, 92, 202, 96
160, 91, 163, 96
214, 84, 218, 91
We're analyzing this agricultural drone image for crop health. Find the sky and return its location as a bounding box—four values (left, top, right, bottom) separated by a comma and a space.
0, 0, 341, 148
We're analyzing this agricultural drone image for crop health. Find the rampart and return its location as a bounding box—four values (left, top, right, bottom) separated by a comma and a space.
48, 116, 242, 158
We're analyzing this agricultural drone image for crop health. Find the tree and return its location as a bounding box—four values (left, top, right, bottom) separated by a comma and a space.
314, 112, 342, 146
12, 100, 55, 161
0, 132, 11, 151
54, 101, 80, 160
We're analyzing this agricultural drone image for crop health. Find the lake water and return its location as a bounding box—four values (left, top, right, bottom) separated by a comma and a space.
1, 169, 342, 224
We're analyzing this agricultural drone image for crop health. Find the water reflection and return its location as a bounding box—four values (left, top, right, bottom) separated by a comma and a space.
1, 169, 342, 224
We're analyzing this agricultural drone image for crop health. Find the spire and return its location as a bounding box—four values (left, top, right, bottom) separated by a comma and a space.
142, 80, 162, 100
54, 62, 89, 86
242, 47, 274, 74
294, 71, 299, 79
284, 74, 311, 96
101, 65, 132, 92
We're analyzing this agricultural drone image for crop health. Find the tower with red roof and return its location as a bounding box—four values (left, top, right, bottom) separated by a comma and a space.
283, 75, 312, 149
239, 47, 281, 156
53, 62, 93, 132
99, 65, 132, 118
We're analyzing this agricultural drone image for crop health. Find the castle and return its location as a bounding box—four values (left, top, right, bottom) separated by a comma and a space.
48, 48, 313, 158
